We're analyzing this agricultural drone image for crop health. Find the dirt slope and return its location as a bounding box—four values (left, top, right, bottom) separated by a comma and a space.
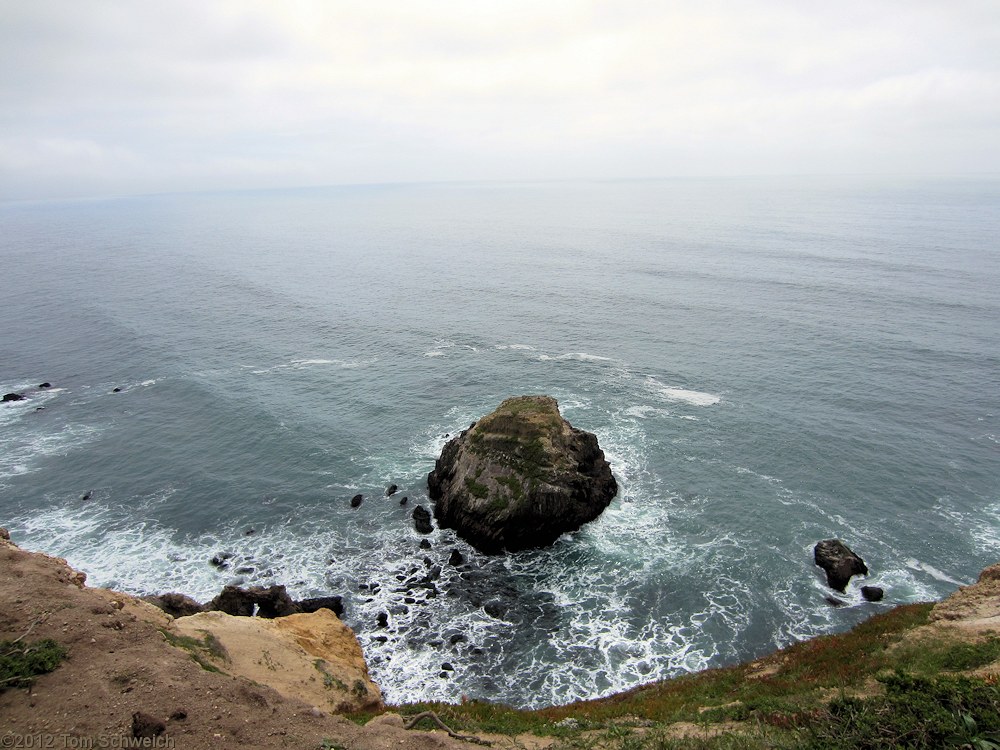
0, 534, 474, 750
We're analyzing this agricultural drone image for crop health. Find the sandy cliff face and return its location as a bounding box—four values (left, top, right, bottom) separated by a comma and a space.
0, 534, 460, 750
428, 395, 618, 553
170, 609, 382, 713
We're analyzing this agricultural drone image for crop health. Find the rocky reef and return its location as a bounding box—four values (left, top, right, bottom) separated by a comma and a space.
427, 395, 618, 553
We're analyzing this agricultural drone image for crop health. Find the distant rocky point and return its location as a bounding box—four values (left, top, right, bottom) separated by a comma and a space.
428, 395, 618, 553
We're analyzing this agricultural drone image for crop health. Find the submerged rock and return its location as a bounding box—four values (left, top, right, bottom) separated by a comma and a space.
386, 484, 398, 496
814, 539, 868, 593
350, 493, 363, 508
427, 395, 617, 553
2, 393, 26, 403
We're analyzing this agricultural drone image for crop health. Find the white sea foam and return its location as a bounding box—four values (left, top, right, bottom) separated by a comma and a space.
494, 344, 536, 351
904, 558, 969, 586
423, 351, 445, 357
537, 352, 619, 364
250, 358, 375, 374
0, 423, 100, 485
643, 376, 721, 406
624, 405, 670, 419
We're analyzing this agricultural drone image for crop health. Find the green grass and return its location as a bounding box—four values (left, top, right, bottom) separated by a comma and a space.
160, 629, 227, 674
894, 635, 1000, 674
0, 638, 67, 689
804, 672, 1000, 749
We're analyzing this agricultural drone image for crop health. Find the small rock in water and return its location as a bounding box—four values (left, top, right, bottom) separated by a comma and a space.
399, 496, 409, 506
448, 549, 465, 566
376, 612, 389, 628
825, 595, 847, 607
861, 585, 884, 602
350, 494, 363, 508
412, 505, 434, 534
419, 539, 432, 550
243, 527, 256, 536
386, 484, 398, 496
441, 662, 454, 671
112, 387, 122, 393
2, 393, 26, 403
814, 539, 868, 593
81, 491, 92, 501
209, 552, 234, 569
39, 382, 52, 388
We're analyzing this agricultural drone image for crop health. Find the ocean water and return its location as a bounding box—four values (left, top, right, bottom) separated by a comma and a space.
1, 177, 998, 708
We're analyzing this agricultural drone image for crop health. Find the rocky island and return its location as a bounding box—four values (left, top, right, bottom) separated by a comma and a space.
427, 395, 618, 553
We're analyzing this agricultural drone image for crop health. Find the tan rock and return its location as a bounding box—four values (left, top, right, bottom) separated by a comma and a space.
170, 609, 383, 713
930, 565, 1000, 627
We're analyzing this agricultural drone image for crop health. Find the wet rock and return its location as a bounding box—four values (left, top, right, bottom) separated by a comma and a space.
814, 539, 868, 593
399, 496, 409, 506
81, 491, 92, 501
350, 493, 363, 508
243, 527, 256, 536
483, 600, 507, 619
298, 595, 344, 618
861, 585, 884, 602
419, 539, 432, 550
38, 382, 51, 388
376, 612, 389, 628
142, 593, 205, 618
825, 595, 847, 607
448, 549, 465, 566
2, 393, 26, 403
209, 584, 299, 618
441, 662, 454, 671
412, 505, 434, 534
209, 552, 234, 569
386, 484, 398, 496
428, 395, 617, 553
113, 387, 122, 392
449, 633, 465, 645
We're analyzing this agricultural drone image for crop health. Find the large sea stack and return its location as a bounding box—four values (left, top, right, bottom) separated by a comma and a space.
427, 395, 618, 553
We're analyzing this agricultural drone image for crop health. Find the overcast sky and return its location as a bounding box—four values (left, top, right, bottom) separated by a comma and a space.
1, 1, 998, 200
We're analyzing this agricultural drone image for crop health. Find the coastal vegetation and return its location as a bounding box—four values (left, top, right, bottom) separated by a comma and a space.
386, 601, 1000, 748
0, 637, 66, 690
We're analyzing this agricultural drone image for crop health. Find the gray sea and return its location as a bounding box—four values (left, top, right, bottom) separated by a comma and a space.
1, 176, 998, 708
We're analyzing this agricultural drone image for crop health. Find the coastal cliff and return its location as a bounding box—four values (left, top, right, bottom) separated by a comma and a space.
2, 530, 999, 749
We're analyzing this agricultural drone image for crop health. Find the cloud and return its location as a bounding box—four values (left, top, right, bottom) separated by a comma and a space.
1, 1, 998, 199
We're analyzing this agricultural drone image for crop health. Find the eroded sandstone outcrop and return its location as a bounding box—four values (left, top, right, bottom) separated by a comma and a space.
170, 609, 383, 713
427, 395, 617, 553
